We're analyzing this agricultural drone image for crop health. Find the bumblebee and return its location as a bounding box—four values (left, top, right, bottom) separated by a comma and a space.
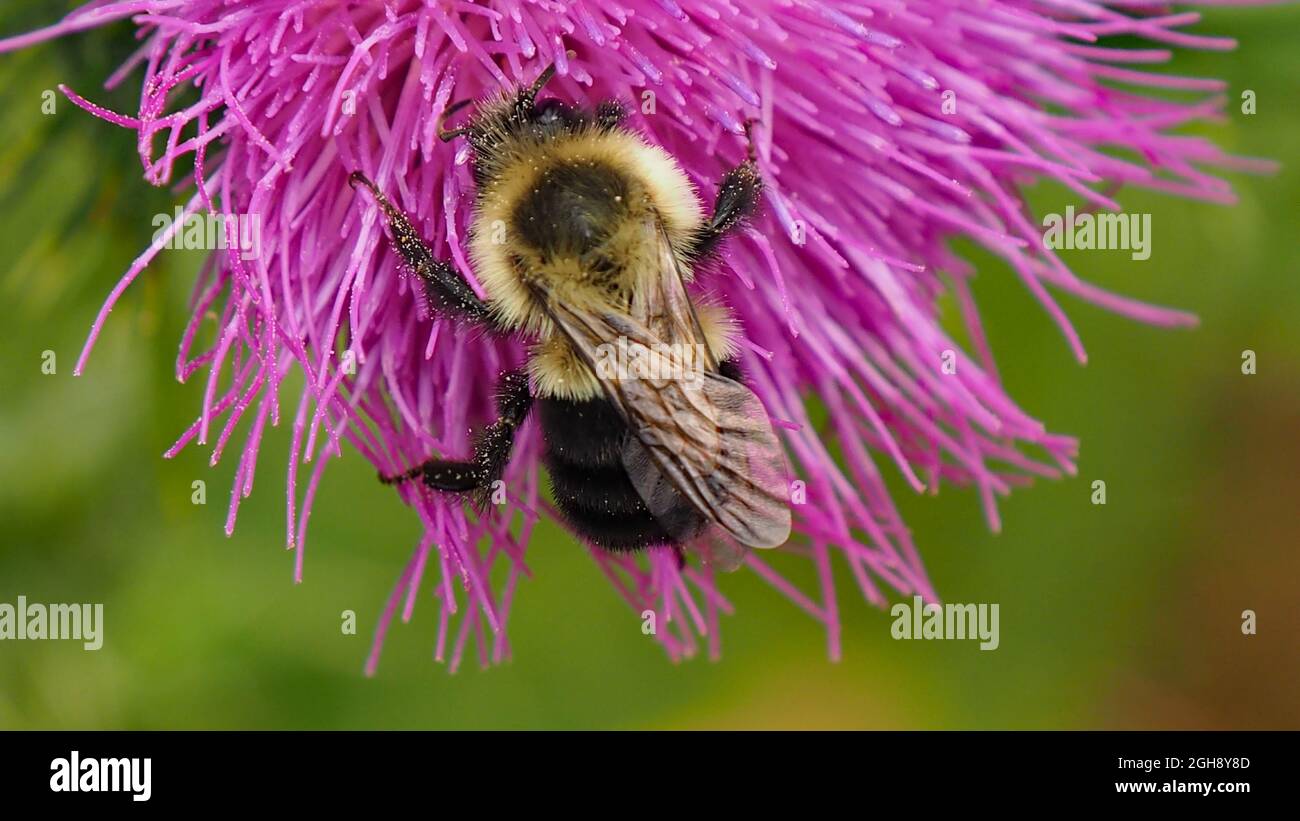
351, 64, 791, 566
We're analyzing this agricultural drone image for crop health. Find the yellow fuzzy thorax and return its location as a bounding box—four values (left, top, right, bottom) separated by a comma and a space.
468, 127, 706, 341
465, 124, 738, 401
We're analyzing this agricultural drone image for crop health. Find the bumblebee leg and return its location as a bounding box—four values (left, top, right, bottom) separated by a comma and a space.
379, 369, 533, 505
379, 460, 480, 491
688, 158, 764, 260
349, 171, 491, 325
594, 100, 626, 131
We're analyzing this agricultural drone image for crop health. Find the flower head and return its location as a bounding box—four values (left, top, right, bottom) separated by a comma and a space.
0, 1, 1271, 671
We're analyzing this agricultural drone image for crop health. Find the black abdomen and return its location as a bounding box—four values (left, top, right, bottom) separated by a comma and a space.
539, 394, 703, 553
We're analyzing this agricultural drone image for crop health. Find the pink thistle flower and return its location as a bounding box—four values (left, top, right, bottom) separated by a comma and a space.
0, 1, 1273, 671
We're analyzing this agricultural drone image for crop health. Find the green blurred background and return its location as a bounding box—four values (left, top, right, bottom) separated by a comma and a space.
1, 5, 1296, 729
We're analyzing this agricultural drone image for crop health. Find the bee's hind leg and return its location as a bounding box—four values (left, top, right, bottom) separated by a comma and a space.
348, 171, 492, 326
379, 369, 533, 508
686, 122, 765, 261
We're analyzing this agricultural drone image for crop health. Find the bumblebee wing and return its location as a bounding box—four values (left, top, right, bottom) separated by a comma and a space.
623, 431, 757, 571
688, 528, 751, 573
540, 218, 791, 550
614, 366, 791, 550
627, 219, 717, 369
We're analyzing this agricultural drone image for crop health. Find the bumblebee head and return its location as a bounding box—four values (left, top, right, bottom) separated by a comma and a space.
438, 63, 562, 144
437, 63, 626, 181
530, 97, 579, 132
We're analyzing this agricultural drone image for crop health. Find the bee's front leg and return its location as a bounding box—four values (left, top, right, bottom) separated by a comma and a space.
687, 124, 765, 261
349, 171, 492, 326
380, 369, 533, 509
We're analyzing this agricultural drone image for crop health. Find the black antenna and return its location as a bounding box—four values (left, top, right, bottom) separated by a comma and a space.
525, 62, 557, 102
437, 98, 474, 142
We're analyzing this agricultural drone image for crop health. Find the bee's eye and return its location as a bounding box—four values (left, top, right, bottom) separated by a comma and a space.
533, 98, 568, 126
